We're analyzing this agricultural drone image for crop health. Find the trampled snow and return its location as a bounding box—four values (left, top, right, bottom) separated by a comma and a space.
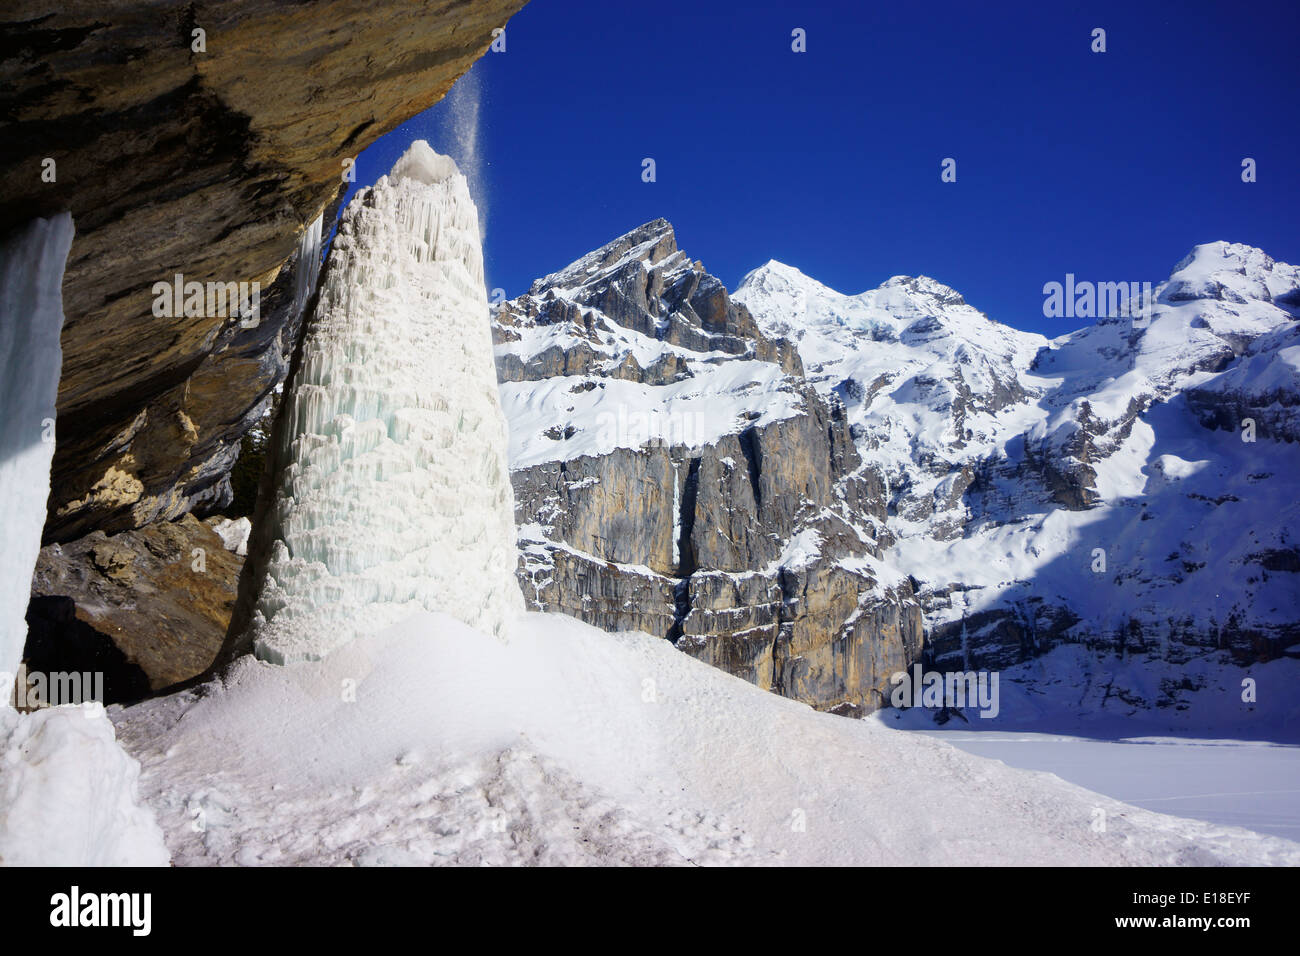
112, 609, 1300, 865
249, 141, 523, 664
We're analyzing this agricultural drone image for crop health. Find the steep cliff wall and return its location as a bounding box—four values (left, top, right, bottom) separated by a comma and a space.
495, 220, 926, 714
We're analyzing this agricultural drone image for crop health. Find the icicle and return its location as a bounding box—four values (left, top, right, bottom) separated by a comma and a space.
292, 214, 323, 324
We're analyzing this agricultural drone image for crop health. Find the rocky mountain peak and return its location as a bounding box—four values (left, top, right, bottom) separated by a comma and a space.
528, 217, 681, 297
488, 223, 922, 713
496, 220, 802, 396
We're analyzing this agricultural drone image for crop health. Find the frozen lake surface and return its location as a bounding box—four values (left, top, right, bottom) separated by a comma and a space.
903, 728, 1300, 840
871, 646, 1300, 841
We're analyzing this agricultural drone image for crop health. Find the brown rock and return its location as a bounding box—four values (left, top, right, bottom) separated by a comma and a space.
29, 513, 244, 690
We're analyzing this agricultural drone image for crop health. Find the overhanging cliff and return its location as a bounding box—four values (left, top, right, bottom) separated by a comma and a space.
0, 0, 528, 542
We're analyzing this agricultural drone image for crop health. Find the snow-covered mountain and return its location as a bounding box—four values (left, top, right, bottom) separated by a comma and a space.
8, 154, 1297, 868
494, 224, 1300, 716
734, 241, 1300, 695
493, 219, 921, 714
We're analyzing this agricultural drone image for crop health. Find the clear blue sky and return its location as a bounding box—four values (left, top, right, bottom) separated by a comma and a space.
344, 0, 1299, 337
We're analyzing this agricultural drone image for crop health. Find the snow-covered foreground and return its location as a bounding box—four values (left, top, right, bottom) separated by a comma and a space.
113, 611, 1300, 866
0, 705, 169, 866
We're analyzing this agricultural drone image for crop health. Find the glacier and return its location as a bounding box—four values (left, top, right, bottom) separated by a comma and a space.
249, 141, 523, 664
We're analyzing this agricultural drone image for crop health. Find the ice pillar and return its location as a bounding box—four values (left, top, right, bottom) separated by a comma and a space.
250, 142, 523, 663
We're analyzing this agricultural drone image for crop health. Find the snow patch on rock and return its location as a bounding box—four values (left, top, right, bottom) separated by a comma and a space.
212, 516, 252, 556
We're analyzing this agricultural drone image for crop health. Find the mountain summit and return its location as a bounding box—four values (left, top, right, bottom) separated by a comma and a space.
496, 225, 1300, 716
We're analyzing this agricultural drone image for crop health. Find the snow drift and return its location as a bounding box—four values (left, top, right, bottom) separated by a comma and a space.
0, 705, 168, 866
114, 609, 1300, 866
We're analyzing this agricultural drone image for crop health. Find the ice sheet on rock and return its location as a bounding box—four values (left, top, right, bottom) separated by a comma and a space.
0, 214, 73, 683
251, 141, 523, 664
0, 215, 171, 867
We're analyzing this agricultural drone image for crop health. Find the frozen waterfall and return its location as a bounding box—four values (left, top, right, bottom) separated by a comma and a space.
249, 141, 524, 664
0, 214, 169, 865
0, 213, 73, 685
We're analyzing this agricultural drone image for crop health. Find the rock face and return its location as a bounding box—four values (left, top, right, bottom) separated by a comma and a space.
28, 514, 243, 695
0, 0, 528, 543
734, 241, 1300, 705
495, 220, 925, 713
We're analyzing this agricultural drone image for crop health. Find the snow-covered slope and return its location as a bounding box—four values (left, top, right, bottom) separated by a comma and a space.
735, 243, 1300, 688
249, 142, 523, 664
737, 261, 1048, 538
113, 609, 1300, 866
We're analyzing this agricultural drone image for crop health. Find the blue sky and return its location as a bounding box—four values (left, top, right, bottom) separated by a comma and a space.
344, 0, 1299, 336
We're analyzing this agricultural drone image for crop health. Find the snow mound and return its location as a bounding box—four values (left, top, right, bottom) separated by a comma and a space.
0, 706, 169, 866
114, 611, 1300, 866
